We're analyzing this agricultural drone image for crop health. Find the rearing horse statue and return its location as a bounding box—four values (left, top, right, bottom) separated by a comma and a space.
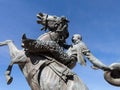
0, 13, 88, 90
1, 12, 120, 90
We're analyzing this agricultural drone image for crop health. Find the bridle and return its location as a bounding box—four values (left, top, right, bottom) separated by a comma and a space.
41, 14, 48, 31
44, 14, 48, 30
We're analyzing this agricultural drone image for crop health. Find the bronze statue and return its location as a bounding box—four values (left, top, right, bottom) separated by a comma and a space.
0, 12, 120, 90
0, 12, 88, 90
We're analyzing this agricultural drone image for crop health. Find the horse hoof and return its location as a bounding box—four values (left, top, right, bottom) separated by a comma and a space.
104, 63, 120, 87
7, 77, 13, 85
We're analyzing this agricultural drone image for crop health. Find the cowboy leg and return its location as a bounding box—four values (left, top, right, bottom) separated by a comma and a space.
22, 37, 75, 66
22, 38, 60, 53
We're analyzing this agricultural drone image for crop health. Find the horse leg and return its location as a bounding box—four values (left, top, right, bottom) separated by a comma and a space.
5, 52, 27, 85
12, 52, 27, 63
5, 62, 13, 85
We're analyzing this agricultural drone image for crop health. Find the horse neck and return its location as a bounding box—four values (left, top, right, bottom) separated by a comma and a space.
37, 31, 59, 41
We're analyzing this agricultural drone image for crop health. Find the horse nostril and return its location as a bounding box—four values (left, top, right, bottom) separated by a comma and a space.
37, 20, 42, 24
37, 15, 41, 19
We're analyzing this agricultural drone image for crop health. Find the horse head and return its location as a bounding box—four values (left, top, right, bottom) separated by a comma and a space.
37, 12, 69, 31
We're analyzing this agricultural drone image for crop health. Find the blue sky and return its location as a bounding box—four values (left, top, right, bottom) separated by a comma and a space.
0, 0, 120, 90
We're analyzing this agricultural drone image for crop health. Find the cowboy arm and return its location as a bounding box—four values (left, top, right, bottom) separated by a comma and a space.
82, 45, 110, 71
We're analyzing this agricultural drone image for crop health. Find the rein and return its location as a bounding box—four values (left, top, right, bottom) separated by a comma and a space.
44, 14, 48, 30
